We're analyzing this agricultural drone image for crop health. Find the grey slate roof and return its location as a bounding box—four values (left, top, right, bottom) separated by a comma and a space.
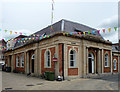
112, 43, 120, 52
14, 19, 104, 47
33, 19, 103, 38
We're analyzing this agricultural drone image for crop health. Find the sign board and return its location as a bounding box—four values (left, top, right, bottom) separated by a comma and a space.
53, 58, 58, 62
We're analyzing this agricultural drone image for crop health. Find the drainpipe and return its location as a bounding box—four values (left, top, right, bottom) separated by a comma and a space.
62, 43, 65, 80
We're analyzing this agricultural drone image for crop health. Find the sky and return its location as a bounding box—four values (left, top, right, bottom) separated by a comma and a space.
0, 0, 119, 43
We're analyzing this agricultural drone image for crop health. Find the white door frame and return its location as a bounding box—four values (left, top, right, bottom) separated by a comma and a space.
88, 53, 94, 73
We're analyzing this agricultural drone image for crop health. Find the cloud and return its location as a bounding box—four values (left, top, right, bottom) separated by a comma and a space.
97, 15, 118, 43
98, 15, 118, 28
102, 29, 118, 43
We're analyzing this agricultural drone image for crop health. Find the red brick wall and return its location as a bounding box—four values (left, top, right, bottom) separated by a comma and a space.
68, 68, 78, 76
15, 53, 25, 73
67, 46, 78, 76
59, 44, 62, 76
113, 56, 118, 72
41, 47, 55, 74
103, 50, 111, 73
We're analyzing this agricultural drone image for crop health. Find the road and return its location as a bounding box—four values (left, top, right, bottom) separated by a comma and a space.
1, 71, 119, 90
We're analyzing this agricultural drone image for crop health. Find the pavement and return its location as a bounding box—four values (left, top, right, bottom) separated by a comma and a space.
1, 71, 119, 90
0, 71, 2, 92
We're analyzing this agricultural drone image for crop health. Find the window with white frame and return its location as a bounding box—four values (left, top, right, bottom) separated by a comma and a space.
21, 54, 24, 67
16, 56, 19, 67
114, 59, 117, 70
105, 53, 109, 67
46, 51, 51, 68
70, 50, 76, 67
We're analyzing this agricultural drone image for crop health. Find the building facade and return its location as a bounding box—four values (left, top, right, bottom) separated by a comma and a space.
4, 19, 120, 79
0, 39, 6, 64
112, 43, 120, 73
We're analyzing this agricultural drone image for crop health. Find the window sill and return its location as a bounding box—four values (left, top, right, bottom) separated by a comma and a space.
69, 67, 77, 69
104, 66, 109, 68
44, 67, 51, 69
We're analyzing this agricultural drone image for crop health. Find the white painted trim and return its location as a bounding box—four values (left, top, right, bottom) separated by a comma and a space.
88, 53, 94, 73
69, 48, 77, 68
31, 54, 35, 59
104, 53, 109, 67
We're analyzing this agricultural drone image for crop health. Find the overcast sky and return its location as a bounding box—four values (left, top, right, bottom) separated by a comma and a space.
0, 0, 119, 43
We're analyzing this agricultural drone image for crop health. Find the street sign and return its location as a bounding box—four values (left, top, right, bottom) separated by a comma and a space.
53, 58, 57, 62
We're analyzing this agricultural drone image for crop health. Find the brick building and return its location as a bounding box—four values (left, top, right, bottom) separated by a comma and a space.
4, 19, 120, 79
112, 43, 120, 73
0, 39, 6, 64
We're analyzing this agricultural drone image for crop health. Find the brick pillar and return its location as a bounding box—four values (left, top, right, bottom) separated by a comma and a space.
11, 54, 15, 72
111, 50, 113, 73
24, 51, 27, 74
118, 56, 119, 72
84, 46, 87, 76
37, 48, 40, 76
8, 56, 10, 67
86, 47, 88, 74
97, 49, 101, 73
26, 52, 29, 74
55, 44, 59, 78
102, 49, 104, 73
63, 43, 68, 79
39, 49, 41, 75
34, 48, 38, 76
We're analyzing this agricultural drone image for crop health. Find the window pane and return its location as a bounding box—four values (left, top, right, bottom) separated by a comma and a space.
114, 60, 116, 70
48, 51, 50, 55
48, 60, 50, 66
70, 55, 73, 60
70, 50, 73, 54
46, 51, 50, 67
105, 54, 109, 67
73, 54, 75, 60
105, 62, 107, 66
70, 50, 76, 67
70, 61, 74, 66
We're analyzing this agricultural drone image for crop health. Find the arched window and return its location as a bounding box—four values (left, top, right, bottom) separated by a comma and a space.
114, 59, 117, 70
16, 56, 19, 67
46, 51, 51, 68
105, 53, 109, 67
70, 50, 76, 67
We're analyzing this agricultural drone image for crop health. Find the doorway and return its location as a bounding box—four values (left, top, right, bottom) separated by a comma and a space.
88, 53, 94, 73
